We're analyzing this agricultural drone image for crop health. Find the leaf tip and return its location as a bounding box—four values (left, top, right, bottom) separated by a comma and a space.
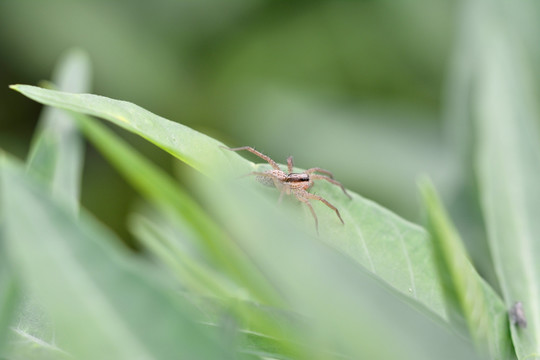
416, 175, 436, 201
9, 84, 34, 94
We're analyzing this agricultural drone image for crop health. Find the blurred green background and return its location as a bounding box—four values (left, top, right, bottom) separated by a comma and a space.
0, 0, 457, 240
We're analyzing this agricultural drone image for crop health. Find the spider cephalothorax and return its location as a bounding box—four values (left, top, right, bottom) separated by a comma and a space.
223, 146, 351, 233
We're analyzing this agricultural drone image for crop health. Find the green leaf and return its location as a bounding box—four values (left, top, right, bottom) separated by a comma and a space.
26, 49, 90, 212
420, 179, 514, 360
10, 84, 240, 177
475, 5, 540, 358
0, 156, 232, 360
10, 85, 451, 322
193, 173, 486, 360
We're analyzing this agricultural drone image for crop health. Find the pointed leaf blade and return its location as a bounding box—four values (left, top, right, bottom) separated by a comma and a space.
26, 49, 90, 211
476, 16, 540, 358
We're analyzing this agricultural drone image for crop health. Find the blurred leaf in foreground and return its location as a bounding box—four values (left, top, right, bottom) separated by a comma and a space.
193, 172, 485, 360
0, 156, 232, 360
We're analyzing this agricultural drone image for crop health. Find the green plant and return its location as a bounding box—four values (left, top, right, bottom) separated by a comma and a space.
0, 35, 539, 359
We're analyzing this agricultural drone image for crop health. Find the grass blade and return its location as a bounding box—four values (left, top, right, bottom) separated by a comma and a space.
26, 49, 90, 212
420, 179, 514, 359
475, 6, 540, 357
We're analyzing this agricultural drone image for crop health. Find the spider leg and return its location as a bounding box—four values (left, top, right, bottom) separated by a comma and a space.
294, 193, 319, 234
222, 146, 281, 170
304, 192, 345, 225
310, 174, 352, 199
287, 156, 294, 173
305, 167, 334, 178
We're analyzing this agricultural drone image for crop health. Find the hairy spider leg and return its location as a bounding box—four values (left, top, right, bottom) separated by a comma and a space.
310, 174, 352, 199
287, 156, 294, 173
304, 192, 345, 224
305, 167, 334, 179
294, 194, 319, 234
225, 146, 281, 170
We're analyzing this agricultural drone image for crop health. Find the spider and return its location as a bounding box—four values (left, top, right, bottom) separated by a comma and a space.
223, 146, 351, 233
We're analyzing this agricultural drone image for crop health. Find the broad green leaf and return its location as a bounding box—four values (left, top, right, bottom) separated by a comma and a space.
475, 3, 540, 358
193, 173, 485, 360
10, 85, 450, 322
0, 156, 232, 360
420, 179, 514, 360
26, 49, 90, 211
10, 85, 238, 177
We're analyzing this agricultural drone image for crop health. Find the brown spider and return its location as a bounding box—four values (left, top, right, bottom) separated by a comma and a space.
223, 146, 351, 233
